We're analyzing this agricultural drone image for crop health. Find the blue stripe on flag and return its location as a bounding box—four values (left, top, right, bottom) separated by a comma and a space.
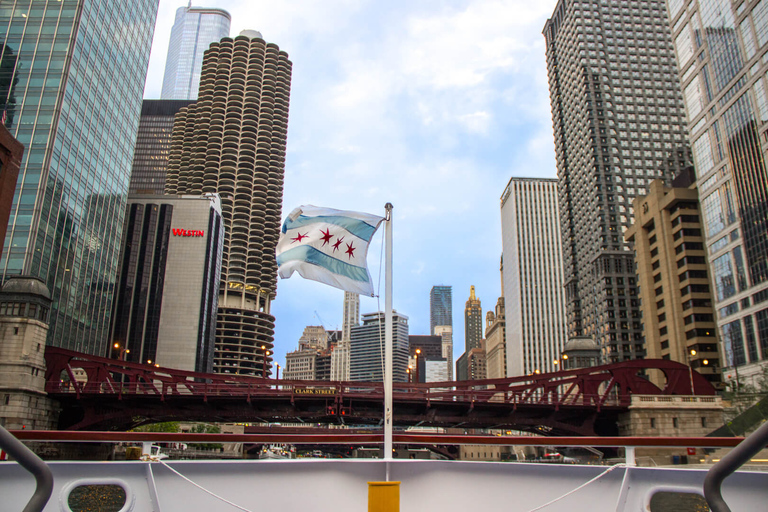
276, 245, 370, 282
281, 215, 378, 240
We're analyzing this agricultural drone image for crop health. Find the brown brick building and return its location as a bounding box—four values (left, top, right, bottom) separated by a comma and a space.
0, 123, 22, 263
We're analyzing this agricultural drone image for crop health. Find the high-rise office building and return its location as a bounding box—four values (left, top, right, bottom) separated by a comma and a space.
543, 0, 691, 362
484, 297, 506, 379
500, 178, 568, 376
409, 334, 445, 383
626, 172, 721, 387
434, 325, 453, 379
298, 325, 327, 351
331, 292, 358, 380
349, 311, 409, 382
161, 5, 231, 100
129, 100, 194, 195
464, 286, 483, 350
330, 340, 350, 381
109, 194, 223, 373
0, 1, 159, 355
456, 344, 486, 382
284, 348, 319, 380
342, 291, 359, 341
430, 285, 452, 335
165, 31, 292, 376
668, 0, 768, 387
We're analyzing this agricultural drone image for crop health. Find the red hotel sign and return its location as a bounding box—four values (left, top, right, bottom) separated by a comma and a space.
172, 229, 204, 237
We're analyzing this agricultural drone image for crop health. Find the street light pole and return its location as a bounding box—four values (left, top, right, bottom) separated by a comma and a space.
414, 348, 421, 384
688, 349, 697, 395
113, 343, 130, 362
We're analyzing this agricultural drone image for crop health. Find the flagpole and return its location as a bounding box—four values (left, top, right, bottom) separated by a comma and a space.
383, 203, 393, 472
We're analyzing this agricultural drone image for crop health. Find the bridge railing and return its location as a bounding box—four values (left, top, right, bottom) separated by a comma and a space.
46, 377, 628, 408
44, 346, 717, 410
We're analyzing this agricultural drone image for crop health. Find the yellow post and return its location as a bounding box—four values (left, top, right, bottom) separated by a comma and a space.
368, 481, 400, 512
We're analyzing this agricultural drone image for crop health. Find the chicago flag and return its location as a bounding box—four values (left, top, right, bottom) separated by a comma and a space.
276, 205, 384, 296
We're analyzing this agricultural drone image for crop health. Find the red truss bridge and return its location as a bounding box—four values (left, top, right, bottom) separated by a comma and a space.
44, 347, 716, 435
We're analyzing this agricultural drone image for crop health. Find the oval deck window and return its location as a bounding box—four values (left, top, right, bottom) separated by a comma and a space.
67, 484, 127, 512
650, 491, 709, 512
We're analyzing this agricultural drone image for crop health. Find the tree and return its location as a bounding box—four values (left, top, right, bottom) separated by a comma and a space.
189, 423, 223, 450
130, 422, 180, 433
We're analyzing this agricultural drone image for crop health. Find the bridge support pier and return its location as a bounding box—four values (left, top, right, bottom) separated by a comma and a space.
0, 277, 60, 431
618, 395, 723, 465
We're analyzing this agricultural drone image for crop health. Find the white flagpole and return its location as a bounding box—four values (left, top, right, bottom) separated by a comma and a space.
383, 203, 393, 469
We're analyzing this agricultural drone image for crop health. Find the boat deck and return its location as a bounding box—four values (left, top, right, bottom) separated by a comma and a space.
2, 458, 767, 512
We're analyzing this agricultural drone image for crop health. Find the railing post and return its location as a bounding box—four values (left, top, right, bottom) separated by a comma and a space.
0, 426, 53, 512
704, 419, 768, 512
625, 446, 636, 466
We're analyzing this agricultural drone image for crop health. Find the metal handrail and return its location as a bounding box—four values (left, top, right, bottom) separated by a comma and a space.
0, 425, 53, 512
703, 419, 768, 512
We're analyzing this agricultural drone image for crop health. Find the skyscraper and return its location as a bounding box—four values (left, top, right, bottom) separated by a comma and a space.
165, 31, 292, 376
161, 5, 231, 100
625, 172, 721, 387
331, 291, 358, 381
0, 0, 159, 355
464, 286, 483, 351
350, 311, 409, 382
668, 0, 768, 386
109, 194, 224, 373
434, 325, 453, 380
129, 100, 194, 195
543, 0, 691, 363
342, 291, 360, 342
501, 178, 568, 376
430, 285, 452, 335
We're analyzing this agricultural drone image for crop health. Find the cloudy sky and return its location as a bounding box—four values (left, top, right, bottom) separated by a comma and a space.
143, 0, 559, 368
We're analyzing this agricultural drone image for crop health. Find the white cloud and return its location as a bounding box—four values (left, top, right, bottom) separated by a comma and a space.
145, 0, 561, 363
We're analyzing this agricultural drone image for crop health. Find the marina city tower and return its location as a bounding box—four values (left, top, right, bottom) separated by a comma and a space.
165, 31, 291, 376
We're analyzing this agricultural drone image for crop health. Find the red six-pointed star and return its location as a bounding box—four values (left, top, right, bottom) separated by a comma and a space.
291, 232, 308, 243
345, 241, 356, 259
319, 228, 333, 246
332, 236, 344, 252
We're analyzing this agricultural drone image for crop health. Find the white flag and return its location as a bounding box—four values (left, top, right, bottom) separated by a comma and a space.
276, 205, 384, 296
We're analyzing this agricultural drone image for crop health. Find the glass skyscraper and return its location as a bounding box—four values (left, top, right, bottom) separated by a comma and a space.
668, 0, 768, 385
429, 285, 452, 335
129, 99, 193, 195
160, 5, 230, 100
0, 0, 159, 355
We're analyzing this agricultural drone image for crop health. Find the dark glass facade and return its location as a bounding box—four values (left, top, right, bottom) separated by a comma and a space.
129, 100, 193, 195
429, 285, 452, 335
0, 0, 159, 355
670, 0, 768, 382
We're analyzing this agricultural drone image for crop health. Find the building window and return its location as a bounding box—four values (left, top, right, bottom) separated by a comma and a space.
650, 418, 656, 428
673, 417, 679, 429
